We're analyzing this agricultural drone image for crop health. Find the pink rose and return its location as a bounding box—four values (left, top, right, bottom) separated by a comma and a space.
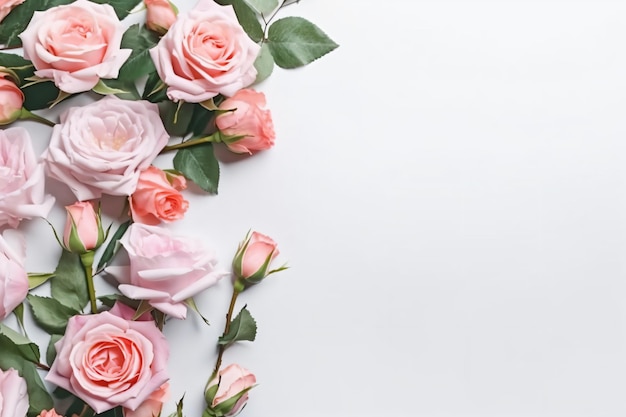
107, 223, 227, 319
129, 166, 189, 225
46, 302, 169, 414
0, 127, 54, 229
19, 0, 131, 93
205, 364, 256, 417
0, 368, 29, 417
36, 410, 63, 417
216, 89, 276, 154
63, 201, 104, 254
0, 230, 28, 320
0, 0, 24, 23
144, 0, 177, 35
150, 0, 260, 103
42, 96, 169, 201
0, 71, 24, 125
124, 382, 169, 417
232, 231, 282, 286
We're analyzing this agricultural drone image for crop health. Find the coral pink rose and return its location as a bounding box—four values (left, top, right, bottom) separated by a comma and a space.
0, 368, 29, 417
124, 383, 169, 417
0, 230, 28, 320
129, 166, 189, 225
0, 71, 24, 125
0, 0, 24, 23
63, 201, 105, 254
106, 223, 227, 319
205, 364, 256, 417
216, 89, 275, 154
144, 0, 177, 35
19, 0, 131, 93
36, 410, 63, 417
150, 0, 260, 103
46, 302, 169, 414
42, 96, 169, 201
0, 127, 54, 229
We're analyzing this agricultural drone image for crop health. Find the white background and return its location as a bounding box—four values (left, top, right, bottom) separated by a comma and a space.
10, 0, 626, 416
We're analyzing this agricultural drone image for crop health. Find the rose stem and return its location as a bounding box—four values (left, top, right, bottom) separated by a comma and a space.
160, 133, 218, 153
80, 252, 98, 314
211, 285, 240, 379
19, 108, 55, 127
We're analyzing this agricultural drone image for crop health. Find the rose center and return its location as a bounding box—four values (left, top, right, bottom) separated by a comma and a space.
84, 338, 142, 385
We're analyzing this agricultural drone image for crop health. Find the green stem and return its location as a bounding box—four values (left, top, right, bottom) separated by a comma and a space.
210, 285, 240, 382
19, 108, 55, 127
161, 132, 220, 153
80, 252, 97, 314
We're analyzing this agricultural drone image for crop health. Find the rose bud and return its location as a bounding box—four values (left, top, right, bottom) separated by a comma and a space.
232, 231, 286, 289
215, 89, 275, 154
0, 70, 24, 126
205, 364, 256, 417
144, 0, 177, 35
36, 410, 63, 417
62, 201, 105, 254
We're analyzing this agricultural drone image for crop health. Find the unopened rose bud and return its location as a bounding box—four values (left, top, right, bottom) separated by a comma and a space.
36, 409, 64, 417
63, 201, 105, 254
204, 364, 256, 417
144, 0, 177, 35
232, 231, 285, 289
0, 71, 24, 126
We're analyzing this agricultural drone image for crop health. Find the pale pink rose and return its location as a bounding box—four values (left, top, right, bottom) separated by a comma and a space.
129, 166, 189, 225
0, 0, 24, 23
124, 383, 169, 417
233, 231, 280, 284
0, 230, 28, 320
0, 368, 29, 417
206, 364, 256, 417
46, 302, 169, 414
36, 409, 63, 417
145, 0, 177, 35
216, 89, 275, 154
63, 201, 104, 253
107, 223, 227, 319
0, 127, 54, 229
19, 0, 131, 93
0, 71, 24, 125
42, 96, 169, 201
150, 0, 260, 103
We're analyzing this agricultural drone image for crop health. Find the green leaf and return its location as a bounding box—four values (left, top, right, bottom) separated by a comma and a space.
159, 101, 195, 137
27, 273, 55, 290
243, 0, 278, 15
27, 295, 79, 335
0, 0, 74, 48
118, 24, 159, 80
46, 334, 62, 366
51, 250, 88, 312
143, 71, 168, 102
267, 16, 338, 69
218, 306, 257, 346
0, 324, 40, 363
214, 0, 263, 42
173, 143, 220, 194
91, 0, 142, 20
0, 334, 53, 417
96, 220, 131, 271
254, 42, 274, 84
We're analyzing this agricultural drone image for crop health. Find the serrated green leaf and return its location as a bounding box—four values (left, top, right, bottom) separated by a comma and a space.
0, 324, 40, 363
0, 0, 74, 48
0, 334, 53, 417
27, 295, 79, 335
244, 0, 278, 15
51, 250, 88, 312
118, 24, 159, 80
27, 273, 55, 290
218, 306, 257, 346
96, 220, 131, 271
254, 42, 275, 84
91, 0, 142, 20
46, 334, 62, 366
173, 143, 220, 194
267, 16, 338, 69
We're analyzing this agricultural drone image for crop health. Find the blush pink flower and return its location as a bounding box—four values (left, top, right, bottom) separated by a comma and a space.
0, 71, 24, 125
150, 0, 260, 103
36, 410, 63, 417
144, 0, 177, 35
232, 231, 284, 287
0, 230, 28, 320
205, 364, 256, 417
0, 368, 29, 417
63, 201, 105, 254
19, 0, 131, 93
0, 127, 54, 229
0, 0, 24, 23
216, 89, 276, 154
124, 382, 169, 417
42, 96, 169, 201
107, 223, 227, 319
46, 302, 169, 414
129, 166, 189, 225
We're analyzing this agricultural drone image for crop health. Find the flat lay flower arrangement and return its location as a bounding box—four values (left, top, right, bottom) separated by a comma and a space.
0, 0, 337, 416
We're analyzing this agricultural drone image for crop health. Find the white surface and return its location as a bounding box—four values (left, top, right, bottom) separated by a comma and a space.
11, 0, 626, 416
